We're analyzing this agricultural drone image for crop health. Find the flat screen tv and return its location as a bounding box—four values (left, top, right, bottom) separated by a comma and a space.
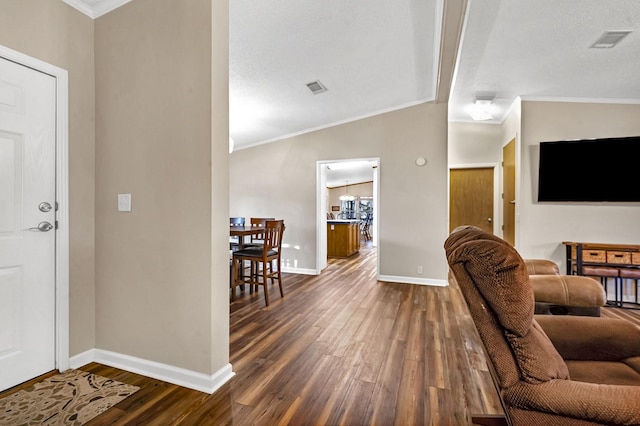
537, 136, 640, 202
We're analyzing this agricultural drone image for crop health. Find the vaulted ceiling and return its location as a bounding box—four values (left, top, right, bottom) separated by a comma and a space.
65, 0, 640, 151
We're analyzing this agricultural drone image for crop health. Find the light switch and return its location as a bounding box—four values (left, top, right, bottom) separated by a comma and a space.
118, 194, 131, 212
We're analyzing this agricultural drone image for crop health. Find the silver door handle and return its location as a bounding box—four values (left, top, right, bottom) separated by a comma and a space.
29, 221, 53, 232
39, 202, 53, 212
509, 200, 516, 204
487, 218, 492, 223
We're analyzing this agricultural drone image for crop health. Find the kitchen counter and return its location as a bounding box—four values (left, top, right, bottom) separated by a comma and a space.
327, 220, 360, 257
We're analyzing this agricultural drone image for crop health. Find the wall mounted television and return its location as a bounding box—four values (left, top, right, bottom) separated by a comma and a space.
537, 136, 640, 202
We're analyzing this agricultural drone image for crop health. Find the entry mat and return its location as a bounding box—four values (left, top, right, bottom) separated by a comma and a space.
0, 369, 139, 425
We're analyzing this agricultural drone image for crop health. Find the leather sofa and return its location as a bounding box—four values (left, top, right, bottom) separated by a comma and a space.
524, 259, 605, 316
445, 226, 640, 425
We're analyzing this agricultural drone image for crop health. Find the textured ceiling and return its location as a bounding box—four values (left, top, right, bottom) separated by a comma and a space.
449, 0, 640, 123
65, 0, 640, 148
229, 0, 438, 149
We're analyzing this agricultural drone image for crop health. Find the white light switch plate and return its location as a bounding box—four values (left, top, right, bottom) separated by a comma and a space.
118, 193, 131, 212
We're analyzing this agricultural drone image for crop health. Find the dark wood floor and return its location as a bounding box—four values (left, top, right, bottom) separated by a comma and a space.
4, 243, 639, 425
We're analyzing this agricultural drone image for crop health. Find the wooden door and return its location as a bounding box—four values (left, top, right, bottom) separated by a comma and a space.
502, 139, 516, 245
450, 167, 494, 233
0, 56, 56, 391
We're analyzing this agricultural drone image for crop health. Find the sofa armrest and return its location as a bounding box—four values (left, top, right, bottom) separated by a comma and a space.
524, 259, 559, 275
530, 275, 605, 307
503, 379, 640, 425
535, 315, 640, 361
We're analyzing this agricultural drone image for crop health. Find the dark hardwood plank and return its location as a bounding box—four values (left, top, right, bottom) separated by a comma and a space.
2, 241, 513, 425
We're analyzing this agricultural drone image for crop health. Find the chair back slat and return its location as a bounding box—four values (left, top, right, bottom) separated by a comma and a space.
250, 217, 275, 242
264, 220, 285, 252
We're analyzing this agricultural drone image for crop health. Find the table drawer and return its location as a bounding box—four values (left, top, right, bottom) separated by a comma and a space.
582, 250, 606, 263
632, 252, 640, 265
607, 251, 631, 264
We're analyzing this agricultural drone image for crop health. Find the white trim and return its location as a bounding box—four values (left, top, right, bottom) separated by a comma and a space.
281, 266, 317, 275
519, 95, 640, 105
378, 275, 448, 287
71, 349, 235, 394
0, 45, 70, 374
69, 349, 95, 369
61, 0, 133, 19
316, 158, 380, 277
237, 100, 433, 151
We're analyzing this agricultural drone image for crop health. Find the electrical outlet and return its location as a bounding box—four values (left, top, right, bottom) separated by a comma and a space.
417, 265, 423, 274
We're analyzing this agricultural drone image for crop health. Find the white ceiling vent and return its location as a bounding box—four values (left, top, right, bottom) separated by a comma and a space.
306, 80, 328, 95
590, 31, 632, 48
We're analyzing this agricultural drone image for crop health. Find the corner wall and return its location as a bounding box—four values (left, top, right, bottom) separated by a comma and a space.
94, 0, 224, 375
518, 101, 640, 270
230, 102, 449, 282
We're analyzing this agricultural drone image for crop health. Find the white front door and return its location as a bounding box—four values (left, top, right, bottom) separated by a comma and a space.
0, 56, 57, 391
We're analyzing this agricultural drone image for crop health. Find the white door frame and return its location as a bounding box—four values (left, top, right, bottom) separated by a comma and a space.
316, 158, 380, 275
0, 45, 70, 372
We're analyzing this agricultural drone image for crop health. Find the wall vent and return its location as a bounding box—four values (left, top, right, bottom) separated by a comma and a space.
590, 31, 632, 48
306, 80, 328, 94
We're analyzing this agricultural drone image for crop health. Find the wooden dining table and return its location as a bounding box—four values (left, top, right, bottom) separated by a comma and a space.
229, 225, 265, 250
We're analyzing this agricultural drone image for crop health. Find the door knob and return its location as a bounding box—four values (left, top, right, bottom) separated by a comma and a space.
29, 221, 53, 232
487, 218, 492, 223
39, 202, 53, 212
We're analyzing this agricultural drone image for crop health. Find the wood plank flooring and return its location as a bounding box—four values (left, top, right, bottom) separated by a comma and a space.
10, 243, 640, 424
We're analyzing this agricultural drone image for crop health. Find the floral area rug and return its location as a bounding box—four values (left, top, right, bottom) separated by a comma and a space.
0, 369, 139, 425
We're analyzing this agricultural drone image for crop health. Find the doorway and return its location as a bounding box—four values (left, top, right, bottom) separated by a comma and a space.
316, 158, 379, 274
0, 45, 69, 391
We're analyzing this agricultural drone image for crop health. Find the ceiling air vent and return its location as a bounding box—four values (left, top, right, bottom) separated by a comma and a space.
306, 80, 327, 95
590, 31, 632, 48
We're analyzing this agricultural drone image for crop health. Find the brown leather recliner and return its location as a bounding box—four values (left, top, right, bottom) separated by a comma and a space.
445, 226, 640, 425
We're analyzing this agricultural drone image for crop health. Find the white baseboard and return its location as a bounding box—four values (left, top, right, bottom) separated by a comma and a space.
69, 349, 95, 370
69, 348, 235, 394
378, 275, 448, 286
281, 266, 317, 275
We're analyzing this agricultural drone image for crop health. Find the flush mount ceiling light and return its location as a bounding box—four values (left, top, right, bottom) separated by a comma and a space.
306, 80, 328, 95
469, 95, 495, 121
590, 31, 632, 48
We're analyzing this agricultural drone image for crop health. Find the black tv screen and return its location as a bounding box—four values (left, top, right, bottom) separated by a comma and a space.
537, 136, 640, 202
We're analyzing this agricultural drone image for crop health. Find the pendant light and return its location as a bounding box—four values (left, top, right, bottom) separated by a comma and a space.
339, 181, 355, 201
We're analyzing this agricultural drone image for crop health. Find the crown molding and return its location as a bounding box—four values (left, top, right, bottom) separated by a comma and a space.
61, 0, 133, 19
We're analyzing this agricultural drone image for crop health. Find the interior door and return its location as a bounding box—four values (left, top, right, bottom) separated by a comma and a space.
502, 139, 516, 245
0, 57, 56, 391
450, 167, 494, 233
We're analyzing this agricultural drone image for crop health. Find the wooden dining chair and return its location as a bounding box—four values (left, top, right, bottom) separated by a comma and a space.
245, 217, 275, 247
229, 217, 245, 251
231, 220, 285, 306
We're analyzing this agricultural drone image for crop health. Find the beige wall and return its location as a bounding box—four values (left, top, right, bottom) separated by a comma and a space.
230, 102, 449, 281
518, 101, 640, 270
0, 0, 96, 356
94, 0, 226, 374
448, 121, 502, 165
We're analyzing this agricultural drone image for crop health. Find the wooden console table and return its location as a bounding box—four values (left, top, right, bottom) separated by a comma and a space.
563, 241, 640, 308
